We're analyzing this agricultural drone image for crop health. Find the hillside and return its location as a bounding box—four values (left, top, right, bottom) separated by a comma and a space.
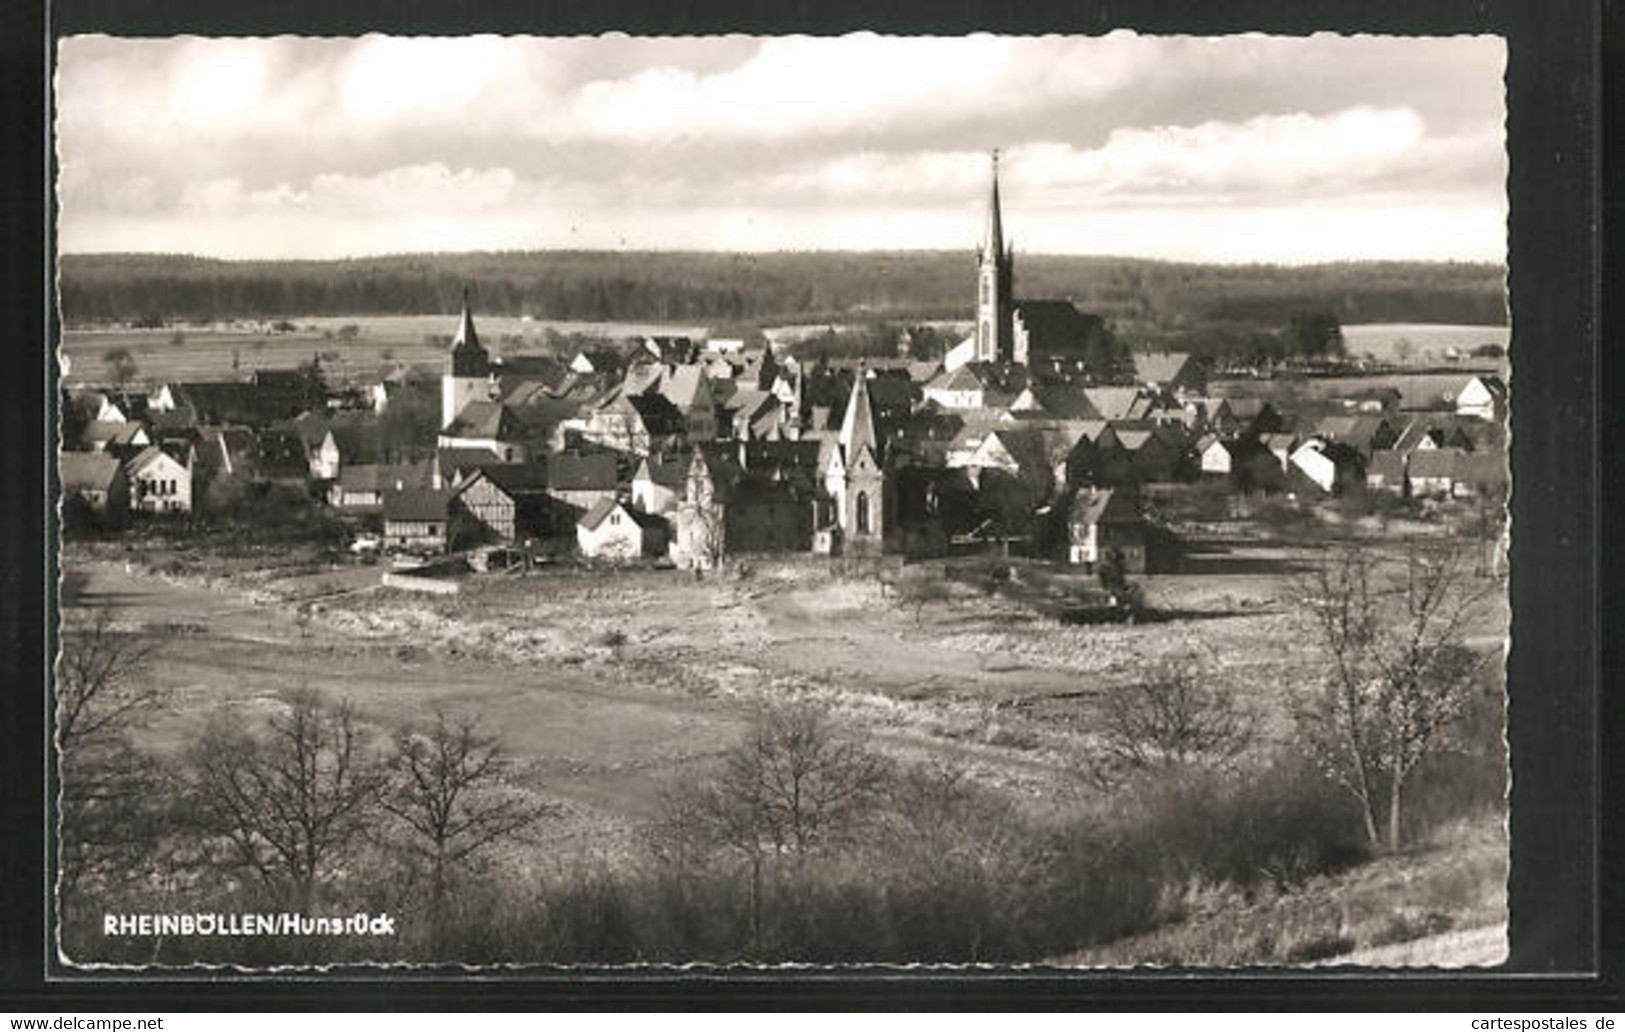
57, 250, 1508, 330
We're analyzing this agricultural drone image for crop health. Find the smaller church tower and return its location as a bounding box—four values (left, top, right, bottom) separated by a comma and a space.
833, 370, 885, 555
442, 288, 491, 429
974, 150, 1015, 364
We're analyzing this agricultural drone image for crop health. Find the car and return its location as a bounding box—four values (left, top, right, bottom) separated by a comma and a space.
349, 533, 381, 555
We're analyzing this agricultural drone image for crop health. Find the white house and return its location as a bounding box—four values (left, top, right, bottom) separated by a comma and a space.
1289, 440, 1339, 495
577, 497, 667, 561
126, 445, 193, 515
1455, 375, 1507, 422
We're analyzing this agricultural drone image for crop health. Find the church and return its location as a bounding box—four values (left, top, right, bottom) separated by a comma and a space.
949, 153, 1122, 381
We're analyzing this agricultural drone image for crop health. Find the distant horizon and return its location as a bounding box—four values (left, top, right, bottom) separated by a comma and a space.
56, 34, 1507, 264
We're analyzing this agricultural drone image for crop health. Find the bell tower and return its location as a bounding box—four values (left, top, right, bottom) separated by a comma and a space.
442, 287, 491, 428
975, 150, 1014, 364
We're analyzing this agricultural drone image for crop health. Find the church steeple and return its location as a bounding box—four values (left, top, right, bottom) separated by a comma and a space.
985, 149, 1005, 260
975, 151, 1015, 364
838, 367, 878, 462
443, 285, 491, 428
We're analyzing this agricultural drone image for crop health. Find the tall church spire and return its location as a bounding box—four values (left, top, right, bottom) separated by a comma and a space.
985, 149, 1004, 259
975, 150, 1015, 363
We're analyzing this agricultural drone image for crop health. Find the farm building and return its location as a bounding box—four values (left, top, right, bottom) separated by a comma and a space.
577, 498, 669, 561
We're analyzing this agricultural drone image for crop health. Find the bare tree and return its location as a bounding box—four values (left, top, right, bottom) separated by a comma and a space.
57, 609, 162, 759
652, 700, 889, 951
189, 689, 387, 912
1295, 539, 1489, 851
55, 610, 170, 906
381, 710, 552, 906
1090, 656, 1254, 783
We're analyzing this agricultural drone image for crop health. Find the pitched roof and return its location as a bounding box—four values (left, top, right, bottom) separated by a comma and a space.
383, 487, 457, 522
1133, 351, 1196, 386
1082, 387, 1145, 421
479, 462, 553, 495
338, 461, 435, 494
444, 400, 518, 440
546, 452, 620, 491
59, 451, 122, 492
1409, 448, 1468, 478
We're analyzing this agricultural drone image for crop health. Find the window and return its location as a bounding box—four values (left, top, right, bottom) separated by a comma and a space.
856, 491, 871, 536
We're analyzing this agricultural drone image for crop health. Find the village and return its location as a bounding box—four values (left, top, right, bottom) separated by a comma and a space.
58, 165, 1510, 587
52, 160, 1513, 967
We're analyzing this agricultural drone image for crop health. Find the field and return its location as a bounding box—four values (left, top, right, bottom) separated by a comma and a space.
1340, 323, 1510, 364
58, 315, 708, 389
64, 513, 1509, 882
61, 318, 1513, 395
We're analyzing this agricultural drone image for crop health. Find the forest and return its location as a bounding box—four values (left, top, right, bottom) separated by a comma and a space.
58, 251, 1508, 331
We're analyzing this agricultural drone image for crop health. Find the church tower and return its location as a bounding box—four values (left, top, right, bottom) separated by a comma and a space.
974, 151, 1015, 364
834, 370, 885, 555
441, 288, 491, 429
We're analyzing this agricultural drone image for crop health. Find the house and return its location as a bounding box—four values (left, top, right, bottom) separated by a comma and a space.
457, 463, 560, 541
381, 487, 467, 553
674, 448, 814, 567
328, 461, 434, 515
1197, 435, 1244, 477
125, 444, 193, 515
1455, 375, 1508, 422
577, 497, 669, 561
1407, 448, 1468, 499
544, 452, 622, 515
251, 428, 312, 486
922, 362, 1027, 410
438, 400, 527, 463
1290, 439, 1366, 495
582, 389, 687, 455
59, 451, 129, 527
632, 454, 689, 515
1065, 487, 1144, 571
1101, 424, 1184, 484
1007, 383, 1104, 421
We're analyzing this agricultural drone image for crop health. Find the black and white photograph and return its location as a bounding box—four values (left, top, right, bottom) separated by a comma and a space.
50, 30, 1517, 970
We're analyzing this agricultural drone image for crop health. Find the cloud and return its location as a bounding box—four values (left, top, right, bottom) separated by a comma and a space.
54, 32, 1507, 262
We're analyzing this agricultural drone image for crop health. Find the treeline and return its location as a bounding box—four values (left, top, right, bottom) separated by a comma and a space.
59, 251, 1508, 329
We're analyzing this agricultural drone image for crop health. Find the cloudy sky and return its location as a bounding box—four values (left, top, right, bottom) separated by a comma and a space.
56, 32, 1506, 264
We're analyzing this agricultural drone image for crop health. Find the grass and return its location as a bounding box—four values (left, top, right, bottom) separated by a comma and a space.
1059, 813, 1507, 967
